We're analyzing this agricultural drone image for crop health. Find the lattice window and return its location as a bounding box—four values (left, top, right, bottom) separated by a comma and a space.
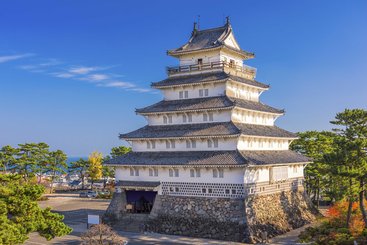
271, 166, 288, 181
161, 182, 245, 198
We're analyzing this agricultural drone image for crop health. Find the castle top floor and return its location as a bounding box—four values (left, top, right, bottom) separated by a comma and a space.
166, 18, 256, 80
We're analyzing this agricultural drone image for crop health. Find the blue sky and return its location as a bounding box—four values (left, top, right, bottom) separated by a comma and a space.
0, 1, 366, 157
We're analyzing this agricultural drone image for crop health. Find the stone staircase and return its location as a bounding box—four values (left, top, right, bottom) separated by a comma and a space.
113, 213, 149, 232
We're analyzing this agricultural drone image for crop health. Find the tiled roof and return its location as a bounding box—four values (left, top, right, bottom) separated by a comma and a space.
105, 151, 245, 166
115, 180, 160, 188
136, 96, 283, 114
120, 122, 239, 139
167, 23, 253, 58
234, 123, 297, 138
151, 71, 268, 89
120, 122, 296, 139
104, 150, 310, 166
172, 25, 227, 52
241, 150, 311, 165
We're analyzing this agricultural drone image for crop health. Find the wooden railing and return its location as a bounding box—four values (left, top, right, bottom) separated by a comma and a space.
166, 61, 257, 77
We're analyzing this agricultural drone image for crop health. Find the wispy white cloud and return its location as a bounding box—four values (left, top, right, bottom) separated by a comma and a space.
130, 88, 152, 93
69, 66, 99, 75
85, 74, 110, 81
12, 54, 152, 93
51, 72, 75, 78
101, 81, 136, 88
0, 53, 34, 63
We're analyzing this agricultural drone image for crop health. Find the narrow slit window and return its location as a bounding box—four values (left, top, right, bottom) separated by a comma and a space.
208, 112, 214, 121
190, 169, 195, 177
188, 114, 192, 122
218, 168, 224, 178
213, 139, 218, 148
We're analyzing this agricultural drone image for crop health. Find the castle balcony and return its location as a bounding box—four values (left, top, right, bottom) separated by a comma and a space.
166, 61, 257, 80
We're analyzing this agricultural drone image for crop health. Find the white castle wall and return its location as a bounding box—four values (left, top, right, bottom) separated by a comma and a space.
244, 167, 270, 183
146, 110, 231, 125
179, 50, 221, 66
178, 49, 243, 68
237, 136, 291, 151
115, 166, 245, 185
131, 137, 237, 152
226, 82, 263, 102
162, 83, 226, 100
288, 165, 304, 179
145, 109, 280, 127
232, 108, 278, 126
131, 136, 291, 152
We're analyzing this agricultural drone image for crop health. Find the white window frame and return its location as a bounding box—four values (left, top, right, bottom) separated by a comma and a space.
218, 168, 224, 178
208, 112, 213, 121
190, 169, 195, 177
213, 168, 218, 178
188, 114, 192, 122
184, 91, 188, 98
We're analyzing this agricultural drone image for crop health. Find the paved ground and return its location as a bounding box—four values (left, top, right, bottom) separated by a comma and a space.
25, 194, 311, 245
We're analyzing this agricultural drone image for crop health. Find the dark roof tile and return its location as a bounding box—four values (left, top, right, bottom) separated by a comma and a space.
105, 151, 245, 166
136, 96, 283, 114
105, 150, 310, 166
120, 122, 296, 139
240, 150, 310, 165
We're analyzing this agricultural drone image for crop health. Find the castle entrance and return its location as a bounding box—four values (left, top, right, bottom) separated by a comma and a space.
125, 190, 157, 213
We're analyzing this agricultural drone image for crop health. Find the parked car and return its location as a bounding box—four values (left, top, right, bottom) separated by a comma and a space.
79, 191, 97, 198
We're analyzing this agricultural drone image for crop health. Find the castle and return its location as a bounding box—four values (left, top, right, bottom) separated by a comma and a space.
105, 19, 315, 243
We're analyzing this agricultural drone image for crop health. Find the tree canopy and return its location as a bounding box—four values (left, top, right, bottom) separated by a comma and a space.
0, 174, 72, 244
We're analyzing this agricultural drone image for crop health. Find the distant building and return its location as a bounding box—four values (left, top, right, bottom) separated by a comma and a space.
105, 19, 314, 242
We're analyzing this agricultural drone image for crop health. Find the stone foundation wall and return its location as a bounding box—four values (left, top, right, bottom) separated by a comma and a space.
104, 192, 127, 221
105, 190, 317, 243
147, 195, 249, 242
245, 191, 317, 242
